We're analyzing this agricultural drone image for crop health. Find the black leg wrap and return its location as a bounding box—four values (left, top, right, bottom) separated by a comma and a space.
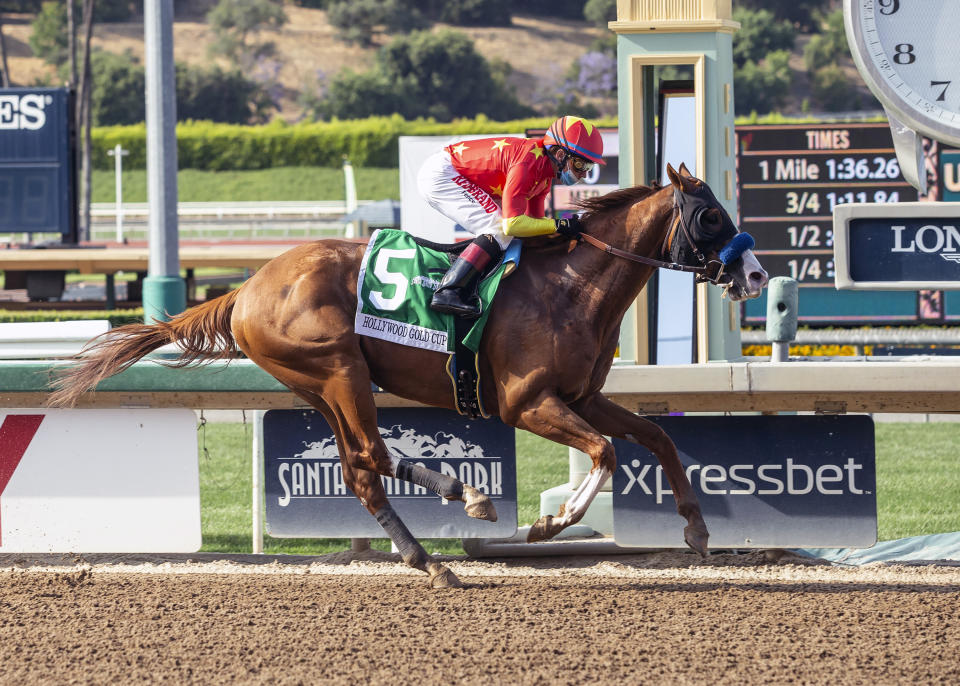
374, 504, 429, 571
396, 459, 464, 500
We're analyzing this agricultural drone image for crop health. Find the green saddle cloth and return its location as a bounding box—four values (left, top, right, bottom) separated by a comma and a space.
354, 229, 516, 354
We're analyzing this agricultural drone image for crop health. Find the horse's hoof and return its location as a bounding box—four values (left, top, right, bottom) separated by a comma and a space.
428, 564, 463, 589
684, 523, 710, 557
526, 515, 563, 543
462, 484, 498, 522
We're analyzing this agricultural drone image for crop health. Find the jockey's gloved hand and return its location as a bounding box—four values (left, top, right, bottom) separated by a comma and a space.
555, 214, 583, 238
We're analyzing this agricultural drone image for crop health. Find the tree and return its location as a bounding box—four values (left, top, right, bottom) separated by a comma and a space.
206, 0, 287, 68
732, 7, 795, 68
28, 1, 69, 66
177, 62, 272, 123
804, 9, 848, 72
65, 48, 271, 124
434, 0, 511, 26
327, 0, 428, 47
735, 0, 830, 31
318, 30, 532, 121
86, 50, 145, 125
78, 0, 95, 241
376, 29, 530, 120
734, 50, 792, 115
811, 63, 859, 112
583, 0, 616, 28
95, 0, 136, 22
0, 12, 11, 86
321, 68, 405, 119
523, 0, 586, 20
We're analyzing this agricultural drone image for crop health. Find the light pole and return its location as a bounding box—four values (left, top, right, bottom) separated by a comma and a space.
143, 0, 185, 323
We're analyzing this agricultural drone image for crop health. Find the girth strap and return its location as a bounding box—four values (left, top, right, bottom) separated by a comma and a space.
448, 315, 486, 420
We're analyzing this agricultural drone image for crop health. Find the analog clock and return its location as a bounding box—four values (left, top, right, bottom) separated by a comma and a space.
843, 0, 960, 193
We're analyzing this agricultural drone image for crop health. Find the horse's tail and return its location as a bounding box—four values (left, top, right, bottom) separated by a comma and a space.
48, 288, 242, 407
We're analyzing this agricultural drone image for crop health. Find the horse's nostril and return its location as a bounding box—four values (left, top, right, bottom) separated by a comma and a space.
750, 271, 768, 287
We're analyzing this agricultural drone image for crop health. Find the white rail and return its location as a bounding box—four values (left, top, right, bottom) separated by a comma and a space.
0, 320, 110, 359
89, 200, 356, 219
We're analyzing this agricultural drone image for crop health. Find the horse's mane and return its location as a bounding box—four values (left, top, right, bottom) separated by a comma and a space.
576, 182, 664, 219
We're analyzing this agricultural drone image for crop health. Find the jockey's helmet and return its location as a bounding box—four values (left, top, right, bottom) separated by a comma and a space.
543, 115, 605, 165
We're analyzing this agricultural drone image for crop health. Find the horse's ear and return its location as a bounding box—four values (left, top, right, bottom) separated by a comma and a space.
666, 163, 683, 189
678, 162, 693, 178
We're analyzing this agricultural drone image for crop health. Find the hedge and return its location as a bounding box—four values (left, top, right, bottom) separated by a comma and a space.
0, 309, 144, 327
92, 115, 618, 171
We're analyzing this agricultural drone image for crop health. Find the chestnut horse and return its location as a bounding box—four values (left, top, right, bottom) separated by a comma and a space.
51, 164, 768, 587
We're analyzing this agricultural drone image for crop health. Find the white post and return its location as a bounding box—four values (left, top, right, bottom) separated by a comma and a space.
343, 157, 358, 238
252, 409, 265, 554
106, 143, 129, 244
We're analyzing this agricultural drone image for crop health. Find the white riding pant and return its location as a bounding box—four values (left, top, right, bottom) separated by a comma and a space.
417, 150, 514, 250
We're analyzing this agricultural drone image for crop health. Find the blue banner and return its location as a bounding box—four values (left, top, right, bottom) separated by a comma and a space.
264, 408, 517, 538
0, 88, 74, 236
613, 415, 876, 549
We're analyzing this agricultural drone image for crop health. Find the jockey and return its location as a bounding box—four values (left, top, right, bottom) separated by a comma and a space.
417, 115, 605, 318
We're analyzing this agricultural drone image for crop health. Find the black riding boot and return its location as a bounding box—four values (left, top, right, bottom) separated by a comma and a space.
430, 235, 502, 319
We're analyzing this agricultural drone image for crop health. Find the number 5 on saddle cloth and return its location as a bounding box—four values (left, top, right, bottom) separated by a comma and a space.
355, 229, 521, 419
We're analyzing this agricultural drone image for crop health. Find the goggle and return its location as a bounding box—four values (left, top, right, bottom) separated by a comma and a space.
568, 155, 595, 173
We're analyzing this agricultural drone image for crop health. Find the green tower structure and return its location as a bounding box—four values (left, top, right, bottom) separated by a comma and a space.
612, 0, 743, 364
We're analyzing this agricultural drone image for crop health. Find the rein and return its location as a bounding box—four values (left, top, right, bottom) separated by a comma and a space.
577, 231, 717, 277
577, 196, 726, 283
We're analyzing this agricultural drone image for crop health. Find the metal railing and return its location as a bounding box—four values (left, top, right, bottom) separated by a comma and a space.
90, 200, 354, 219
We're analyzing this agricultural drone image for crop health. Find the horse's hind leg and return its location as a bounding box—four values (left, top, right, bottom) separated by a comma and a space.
393, 460, 497, 522
280, 378, 478, 587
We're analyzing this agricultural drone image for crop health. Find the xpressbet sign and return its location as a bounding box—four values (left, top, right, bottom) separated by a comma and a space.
613, 415, 876, 549
833, 202, 960, 289
264, 408, 517, 538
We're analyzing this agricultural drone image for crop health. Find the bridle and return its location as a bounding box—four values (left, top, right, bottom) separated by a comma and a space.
575, 187, 730, 285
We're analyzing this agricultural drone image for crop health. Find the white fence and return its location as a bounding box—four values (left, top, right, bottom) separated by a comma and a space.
0, 320, 110, 359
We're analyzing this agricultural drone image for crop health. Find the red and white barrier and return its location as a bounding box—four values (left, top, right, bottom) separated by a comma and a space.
0, 409, 200, 553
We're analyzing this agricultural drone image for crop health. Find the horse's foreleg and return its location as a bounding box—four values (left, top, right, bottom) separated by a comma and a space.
570, 392, 709, 555
340, 462, 462, 589
279, 381, 465, 588
511, 393, 616, 543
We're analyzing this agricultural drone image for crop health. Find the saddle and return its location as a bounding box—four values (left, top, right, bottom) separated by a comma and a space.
356, 230, 521, 420
411, 235, 519, 420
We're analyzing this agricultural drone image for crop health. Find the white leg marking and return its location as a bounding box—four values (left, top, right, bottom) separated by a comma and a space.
388, 452, 401, 476
560, 466, 611, 526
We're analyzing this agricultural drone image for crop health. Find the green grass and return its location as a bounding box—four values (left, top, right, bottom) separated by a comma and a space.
91, 167, 400, 203
875, 424, 960, 540
197, 421, 960, 556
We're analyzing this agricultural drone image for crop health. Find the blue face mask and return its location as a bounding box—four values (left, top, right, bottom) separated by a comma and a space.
560, 169, 580, 186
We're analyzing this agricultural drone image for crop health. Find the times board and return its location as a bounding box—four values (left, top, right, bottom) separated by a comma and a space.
736, 122, 930, 324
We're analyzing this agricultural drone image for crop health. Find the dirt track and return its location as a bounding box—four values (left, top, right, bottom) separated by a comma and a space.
1, 551, 958, 685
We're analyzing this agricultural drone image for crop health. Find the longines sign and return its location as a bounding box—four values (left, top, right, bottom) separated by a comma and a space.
833, 202, 960, 289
